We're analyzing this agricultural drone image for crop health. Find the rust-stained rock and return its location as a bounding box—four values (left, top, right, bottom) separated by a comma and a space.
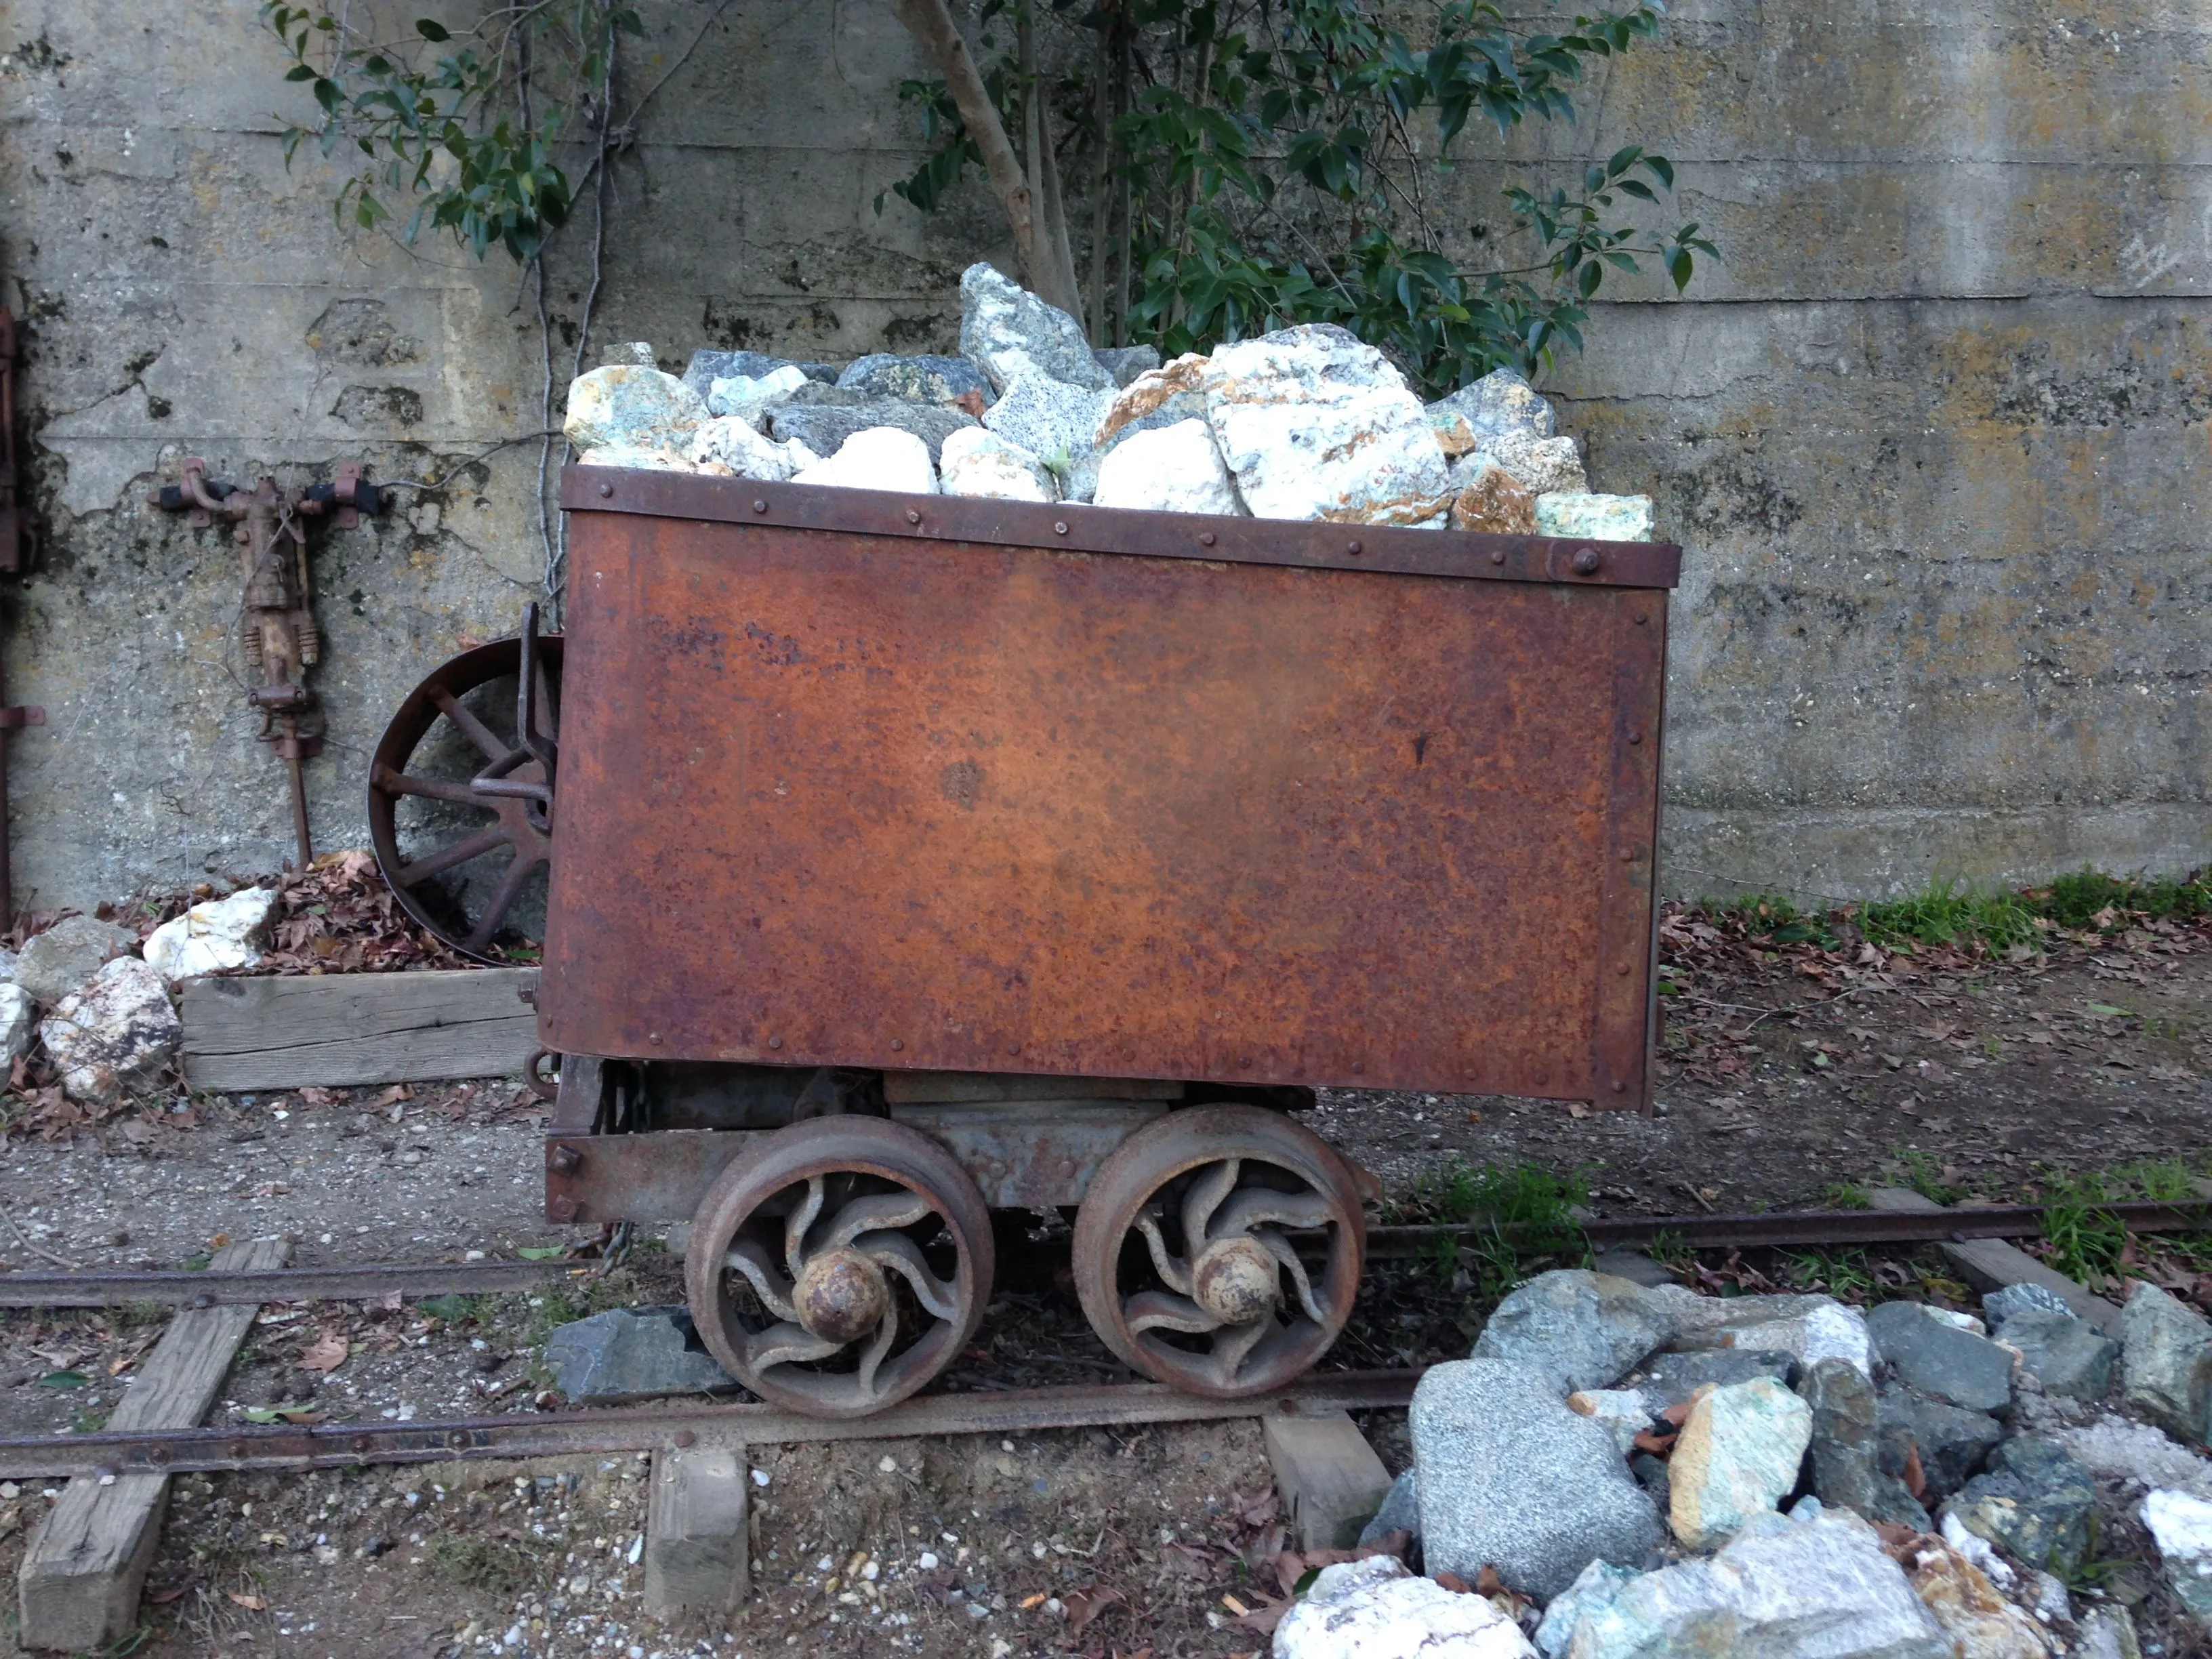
1453, 466, 1537, 534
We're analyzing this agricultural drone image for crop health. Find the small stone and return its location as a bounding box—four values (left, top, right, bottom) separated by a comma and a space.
2000, 1309, 2117, 1401
789, 428, 939, 495
1427, 369, 1555, 443
1984, 1284, 2074, 1326
16, 914, 134, 1006
1668, 1377, 1814, 1549
1866, 1301, 2013, 1413
1473, 1270, 1679, 1396
562, 365, 708, 454
1452, 466, 1537, 535
1094, 352, 1210, 448
1942, 1438, 2095, 1575
1634, 1348, 1798, 1407
1905, 1543, 2057, 1659
2144, 1489, 2212, 1631
705, 365, 811, 425
1203, 327, 1455, 527
1411, 1358, 1661, 1601
1566, 1389, 1656, 1458
41, 957, 180, 1106
1092, 419, 1243, 516
542, 1307, 739, 1405
1356, 1468, 1417, 1547
1272, 1553, 1537, 1659
938, 428, 1057, 502
1534, 493, 1655, 543
1801, 1358, 1931, 1529
142, 886, 279, 983
1451, 430, 1585, 496
836, 354, 994, 408
2120, 1282, 2212, 1446
1878, 1390, 2003, 1500
2047, 1414, 2212, 1494
2072, 1608, 2144, 1659
0, 984, 37, 1069
1589, 1250, 1674, 1290
981, 371, 1116, 489
1659, 1290, 1875, 1378
681, 350, 836, 399
688, 417, 819, 482
769, 398, 977, 466
1629, 1452, 1671, 1513
1532, 1557, 1635, 1659
959, 263, 1113, 393
1569, 1511, 1946, 1659
1091, 344, 1162, 387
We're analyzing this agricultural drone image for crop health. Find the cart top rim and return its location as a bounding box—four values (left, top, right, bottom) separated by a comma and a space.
559, 464, 1682, 591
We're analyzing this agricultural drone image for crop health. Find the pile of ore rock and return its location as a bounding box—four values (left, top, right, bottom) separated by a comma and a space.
562, 262, 1655, 542
1274, 1263, 2212, 1658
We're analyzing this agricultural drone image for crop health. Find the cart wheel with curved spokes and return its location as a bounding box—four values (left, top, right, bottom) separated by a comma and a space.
367, 615, 560, 961
684, 1116, 994, 1418
1071, 1105, 1365, 1398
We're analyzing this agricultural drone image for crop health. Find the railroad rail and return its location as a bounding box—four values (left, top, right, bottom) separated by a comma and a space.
3, 1199, 2203, 1306
0, 1370, 1422, 1481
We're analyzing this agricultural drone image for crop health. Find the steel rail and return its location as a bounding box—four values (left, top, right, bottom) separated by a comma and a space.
0, 1259, 577, 1309
0, 1370, 1422, 1481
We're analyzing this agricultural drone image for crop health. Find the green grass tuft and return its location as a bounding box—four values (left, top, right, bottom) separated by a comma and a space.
1389, 1159, 1589, 1296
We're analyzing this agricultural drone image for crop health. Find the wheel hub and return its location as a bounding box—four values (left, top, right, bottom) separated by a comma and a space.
794, 1248, 891, 1345
1191, 1235, 1279, 1326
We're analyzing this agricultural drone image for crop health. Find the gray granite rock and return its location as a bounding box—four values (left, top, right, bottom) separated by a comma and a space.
680, 349, 837, 398
1567, 1510, 1947, 1659
544, 1306, 740, 1405
17, 914, 134, 1005
981, 371, 1116, 486
1410, 1357, 1662, 1601
2003, 1308, 2118, 1401
1427, 367, 1555, 444
562, 365, 708, 453
1590, 1250, 1674, 1290
1471, 1269, 1678, 1395
1866, 1300, 2013, 1412
1630, 1347, 1798, 1408
768, 398, 977, 465
1630, 1452, 1671, 1513
1877, 1389, 2001, 1499
836, 353, 993, 407
2121, 1282, 2212, 1446
1944, 1437, 2096, 1574
1801, 1357, 1931, 1528
1356, 1467, 1418, 1547
1984, 1283, 2074, 1326
1660, 1289, 1875, 1377
958, 263, 1113, 394
1092, 344, 1162, 387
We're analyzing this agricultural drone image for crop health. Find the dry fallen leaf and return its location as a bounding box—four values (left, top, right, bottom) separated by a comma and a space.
226, 1592, 266, 1611
1566, 1101, 1591, 1119
209, 1233, 231, 1250
1019, 1593, 1046, 1610
1064, 1584, 1124, 1634
296, 1087, 342, 1106
298, 1332, 350, 1374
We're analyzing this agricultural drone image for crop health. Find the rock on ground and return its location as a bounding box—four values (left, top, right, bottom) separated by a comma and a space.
1659, 1290, 1875, 1378
688, 416, 819, 481
1668, 1376, 1814, 1549
1801, 1357, 1930, 1528
981, 371, 1117, 485
769, 398, 976, 466
41, 956, 180, 1105
2121, 1282, 2212, 1445
1627, 1347, 1798, 1407
1534, 493, 1656, 542
1358, 1468, 1418, 1547
1471, 1269, 1679, 1395
959, 263, 1114, 394
1092, 419, 1243, 515
1879, 1389, 2002, 1499
1568, 1389, 1656, 1458
681, 348, 836, 399
1866, 1301, 2013, 1413
1999, 1308, 2117, 1401
2047, 1414, 2212, 1497
938, 427, 1057, 502
1203, 326, 1455, 526
2142, 1488, 2212, 1631
563, 365, 708, 453
1535, 1559, 1634, 1659
1093, 344, 1163, 387
142, 886, 278, 983
836, 353, 993, 407
1903, 1542, 2057, 1659
1452, 430, 1586, 496
0, 983, 33, 1068
1985, 1285, 2073, 1325
1564, 1511, 1946, 1659
1452, 466, 1536, 535
2071, 1609, 2144, 1659
1273, 1555, 1536, 1659
543, 1307, 739, 1405
1412, 1358, 1662, 1602
705, 363, 811, 425
1096, 352, 1210, 448
1943, 1438, 2095, 1574
790, 428, 939, 495
1427, 369, 1555, 445
17, 914, 134, 1005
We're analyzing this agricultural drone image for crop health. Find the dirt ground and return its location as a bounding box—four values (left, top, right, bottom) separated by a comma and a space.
0, 912, 2205, 1654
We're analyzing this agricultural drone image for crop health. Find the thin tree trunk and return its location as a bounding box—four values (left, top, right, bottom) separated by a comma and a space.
1116, 30, 1132, 346
1017, 2, 1084, 320
890, 0, 1084, 318
1087, 12, 1111, 340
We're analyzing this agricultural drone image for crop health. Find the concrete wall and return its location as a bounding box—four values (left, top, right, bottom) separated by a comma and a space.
1, 0, 2204, 912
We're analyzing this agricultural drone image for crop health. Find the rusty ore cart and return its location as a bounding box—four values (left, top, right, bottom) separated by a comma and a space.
367, 464, 1683, 1419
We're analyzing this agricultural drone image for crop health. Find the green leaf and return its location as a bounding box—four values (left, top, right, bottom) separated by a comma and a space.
415, 18, 450, 41
37, 1370, 89, 1390
419, 1294, 474, 1322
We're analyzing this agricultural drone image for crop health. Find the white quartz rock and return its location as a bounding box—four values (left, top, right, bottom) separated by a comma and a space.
142, 886, 278, 983
939, 427, 1057, 502
789, 427, 939, 494
1092, 419, 1243, 516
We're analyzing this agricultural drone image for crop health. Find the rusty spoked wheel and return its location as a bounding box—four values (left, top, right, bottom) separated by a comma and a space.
1071, 1106, 1365, 1398
684, 1116, 994, 1418
367, 612, 560, 961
